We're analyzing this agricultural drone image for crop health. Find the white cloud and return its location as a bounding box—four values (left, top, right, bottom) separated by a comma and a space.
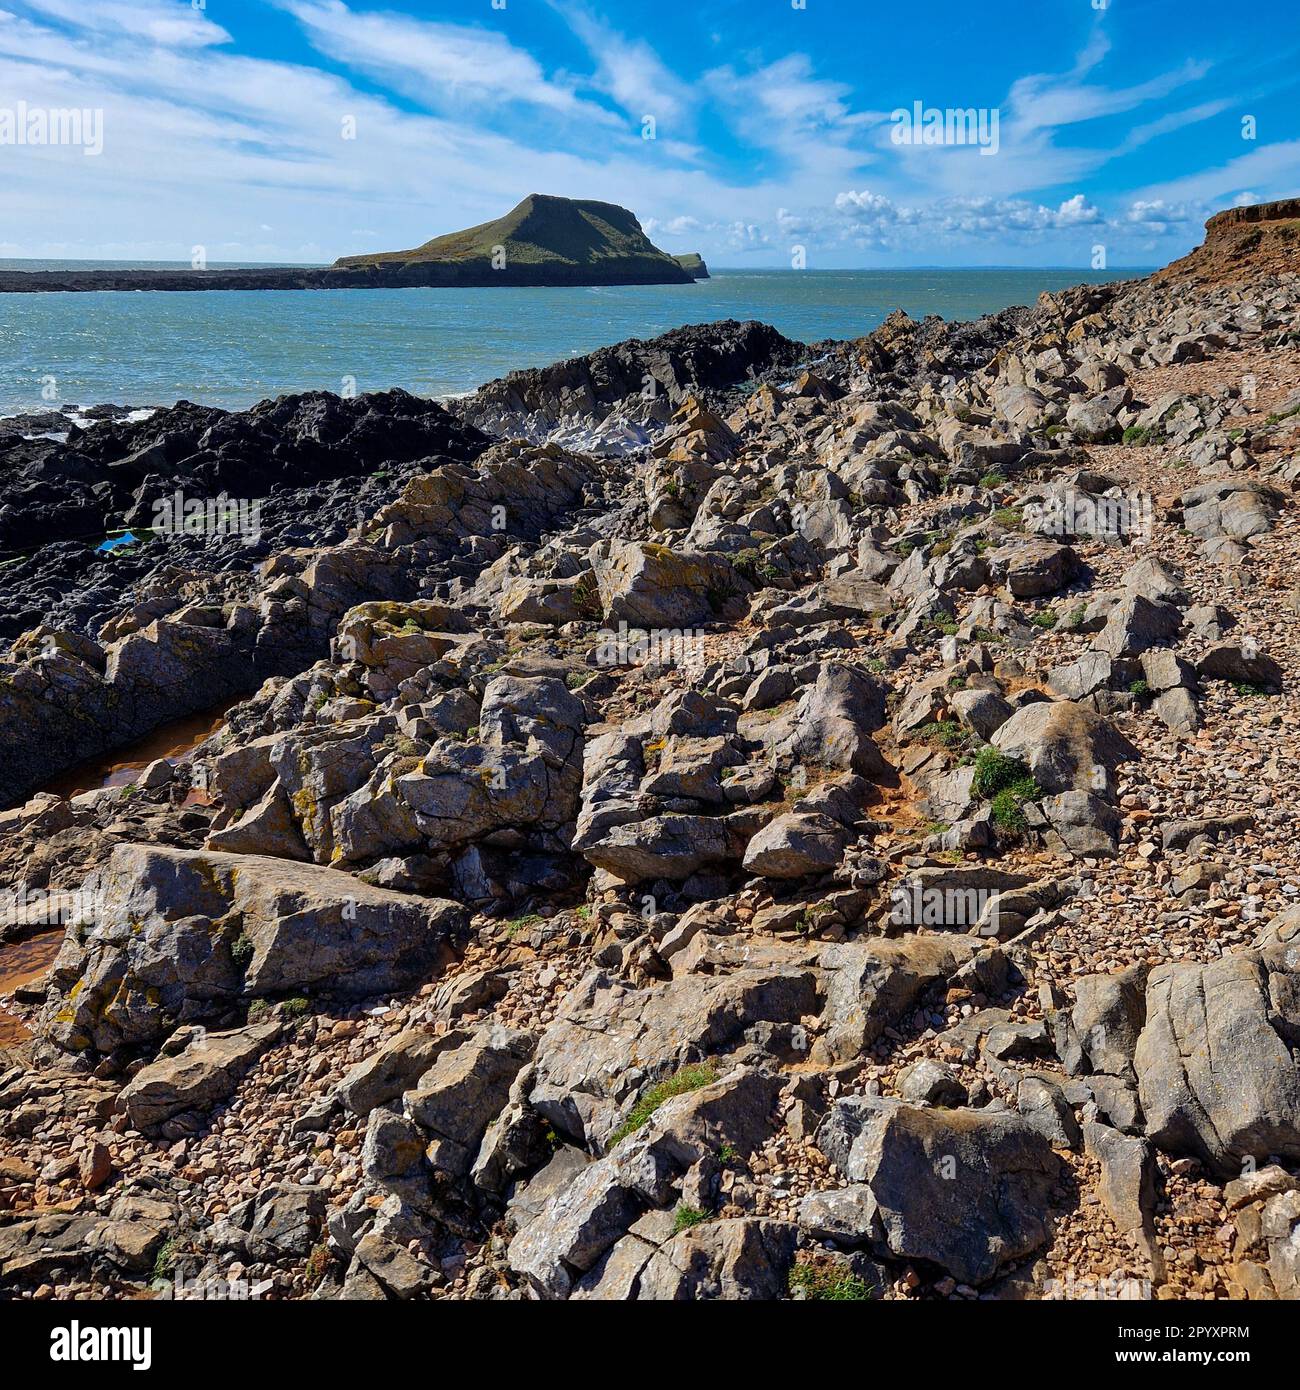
554, 4, 693, 126
276, 0, 603, 120
18, 0, 230, 47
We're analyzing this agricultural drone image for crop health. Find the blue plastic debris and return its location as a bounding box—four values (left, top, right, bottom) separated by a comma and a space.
96, 532, 138, 553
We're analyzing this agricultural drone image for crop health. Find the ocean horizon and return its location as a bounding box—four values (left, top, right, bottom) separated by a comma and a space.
0, 264, 1152, 417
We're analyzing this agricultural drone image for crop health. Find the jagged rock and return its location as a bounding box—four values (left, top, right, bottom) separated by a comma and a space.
816, 1100, 1060, 1284
509, 1068, 782, 1298
1196, 642, 1284, 690
0, 1197, 173, 1281
1083, 1121, 1163, 1275
337, 1028, 448, 1117
529, 973, 812, 1148
1093, 594, 1182, 658
897, 1058, 968, 1107
797, 1185, 881, 1246
41, 844, 465, 1054
991, 699, 1136, 797
789, 662, 887, 776
582, 811, 753, 883
118, 1021, 281, 1133
1180, 478, 1283, 541
949, 687, 1014, 740
814, 935, 982, 1063
636, 1219, 797, 1300
1017, 1076, 1081, 1148
1072, 965, 1148, 1080
985, 538, 1079, 597
1034, 789, 1122, 857
591, 541, 736, 627
741, 810, 846, 878
1134, 953, 1300, 1175
1153, 687, 1201, 735
405, 1025, 535, 1183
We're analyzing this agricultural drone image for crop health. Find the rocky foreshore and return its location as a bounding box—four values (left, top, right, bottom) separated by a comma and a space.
1, 199, 1299, 1304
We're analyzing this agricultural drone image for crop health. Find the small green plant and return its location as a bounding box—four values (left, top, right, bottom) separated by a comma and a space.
230, 933, 254, 967
607, 1063, 719, 1148
916, 720, 972, 752
788, 1260, 875, 1301
972, 747, 1035, 800
865, 656, 886, 673
1063, 606, 1086, 630
929, 616, 960, 637
796, 903, 835, 935
281, 996, 310, 1019
672, 1204, 710, 1234
247, 998, 272, 1024
990, 779, 1039, 833
506, 913, 543, 938
1122, 425, 1161, 446
1232, 681, 1266, 697
716, 1142, 739, 1165
153, 1237, 180, 1283
573, 574, 602, 620
1129, 679, 1150, 698
1031, 610, 1056, 629
992, 507, 1023, 529
303, 1242, 332, 1290
923, 820, 951, 836
978, 471, 1006, 489
565, 670, 590, 691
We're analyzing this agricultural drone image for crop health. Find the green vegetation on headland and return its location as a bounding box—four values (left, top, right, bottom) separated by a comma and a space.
0, 194, 708, 293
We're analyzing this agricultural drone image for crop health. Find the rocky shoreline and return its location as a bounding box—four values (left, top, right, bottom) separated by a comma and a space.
1, 199, 1299, 1304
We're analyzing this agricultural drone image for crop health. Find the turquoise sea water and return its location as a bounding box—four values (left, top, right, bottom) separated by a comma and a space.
0, 263, 1148, 415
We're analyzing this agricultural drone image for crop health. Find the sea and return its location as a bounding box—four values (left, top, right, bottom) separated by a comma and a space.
0, 262, 1149, 417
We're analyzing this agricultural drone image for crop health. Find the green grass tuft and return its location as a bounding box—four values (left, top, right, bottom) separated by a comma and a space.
607, 1063, 719, 1148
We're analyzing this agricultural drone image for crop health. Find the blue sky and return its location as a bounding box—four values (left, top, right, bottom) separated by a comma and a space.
1, 0, 1297, 265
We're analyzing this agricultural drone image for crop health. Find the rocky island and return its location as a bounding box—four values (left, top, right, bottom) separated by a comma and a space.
0, 195, 707, 293
1, 198, 1299, 1304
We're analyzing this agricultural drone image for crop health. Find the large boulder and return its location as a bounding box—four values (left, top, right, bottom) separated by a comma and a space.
991, 699, 1136, 797
509, 1067, 783, 1299
404, 1025, 535, 1183
816, 1100, 1060, 1284
591, 541, 736, 628
581, 812, 752, 883
636, 1219, 797, 1300
40, 845, 465, 1053
1134, 953, 1300, 1175
118, 1021, 281, 1134
529, 969, 817, 1148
